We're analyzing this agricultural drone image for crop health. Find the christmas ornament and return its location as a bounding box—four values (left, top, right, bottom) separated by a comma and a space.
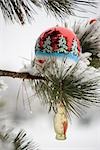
34, 26, 81, 140
31, 26, 100, 140
35, 26, 81, 66
54, 101, 68, 140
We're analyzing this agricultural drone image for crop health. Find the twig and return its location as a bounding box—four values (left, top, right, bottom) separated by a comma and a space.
0, 69, 45, 80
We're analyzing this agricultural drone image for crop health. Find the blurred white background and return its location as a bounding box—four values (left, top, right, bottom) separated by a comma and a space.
0, 5, 100, 150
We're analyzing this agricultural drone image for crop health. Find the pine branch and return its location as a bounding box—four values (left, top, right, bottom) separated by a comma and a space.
72, 19, 100, 68
73, 19, 100, 56
0, 127, 39, 150
0, 0, 98, 24
0, 69, 45, 80
42, 0, 97, 18
13, 130, 39, 150
31, 58, 100, 117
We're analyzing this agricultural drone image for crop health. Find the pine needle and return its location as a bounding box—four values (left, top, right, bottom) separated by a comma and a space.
0, 127, 39, 150
0, 0, 98, 24
31, 58, 100, 117
23, 81, 32, 113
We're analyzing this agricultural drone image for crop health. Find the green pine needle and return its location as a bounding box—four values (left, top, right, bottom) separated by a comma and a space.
0, 127, 39, 150
32, 58, 100, 117
0, 0, 97, 24
74, 21, 100, 55
73, 19, 100, 68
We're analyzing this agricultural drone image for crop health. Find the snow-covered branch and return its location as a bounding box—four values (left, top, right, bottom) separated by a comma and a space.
0, 69, 45, 80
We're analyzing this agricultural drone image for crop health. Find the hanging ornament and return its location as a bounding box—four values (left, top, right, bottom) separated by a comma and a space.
34, 27, 81, 140
34, 26, 81, 67
54, 101, 68, 140
31, 26, 100, 140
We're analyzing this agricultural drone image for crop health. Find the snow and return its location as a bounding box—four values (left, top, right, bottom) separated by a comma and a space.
0, 6, 100, 150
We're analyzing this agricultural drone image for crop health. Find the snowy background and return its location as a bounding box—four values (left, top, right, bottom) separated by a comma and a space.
0, 5, 100, 150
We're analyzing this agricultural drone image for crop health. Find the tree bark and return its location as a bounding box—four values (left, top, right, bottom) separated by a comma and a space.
0, 69, 45, 80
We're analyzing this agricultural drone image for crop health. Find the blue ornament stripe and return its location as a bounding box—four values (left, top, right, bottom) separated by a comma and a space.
35, 51, 79, 62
